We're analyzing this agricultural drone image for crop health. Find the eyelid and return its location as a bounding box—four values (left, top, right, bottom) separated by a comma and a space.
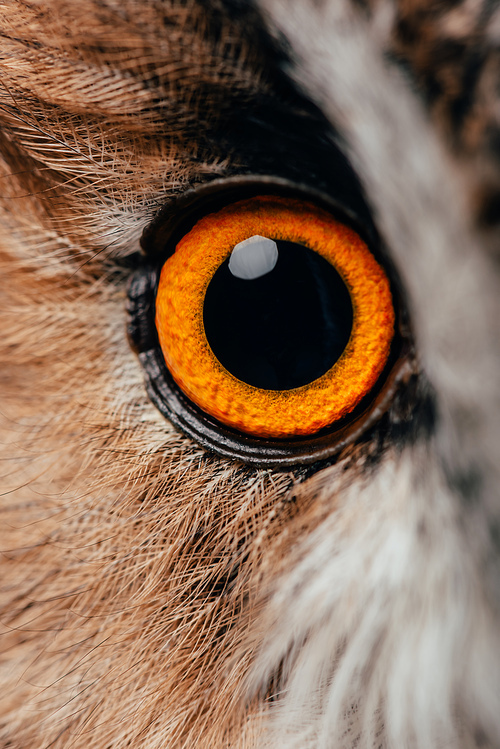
139, 176, 377, 260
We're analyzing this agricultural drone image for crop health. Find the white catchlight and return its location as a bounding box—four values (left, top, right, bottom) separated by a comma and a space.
228, 235, 278, 280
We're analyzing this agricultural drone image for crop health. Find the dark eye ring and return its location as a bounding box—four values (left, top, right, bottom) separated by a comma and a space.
127, 176, 412, 467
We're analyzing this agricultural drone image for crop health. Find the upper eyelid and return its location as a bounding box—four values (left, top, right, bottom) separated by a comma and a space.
139, 174, 378, 261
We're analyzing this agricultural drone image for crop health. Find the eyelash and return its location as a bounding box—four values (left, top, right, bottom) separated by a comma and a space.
127, 176, 411, 467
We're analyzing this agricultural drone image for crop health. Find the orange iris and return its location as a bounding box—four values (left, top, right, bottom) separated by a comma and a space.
155, 196, 394, 438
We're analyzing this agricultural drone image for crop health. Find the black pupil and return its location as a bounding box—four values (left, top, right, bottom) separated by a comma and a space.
203, 240, 353, 390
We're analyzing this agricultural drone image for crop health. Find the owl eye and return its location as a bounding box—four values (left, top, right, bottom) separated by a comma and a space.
155, 195, 393, 438
128, 178, 409, 466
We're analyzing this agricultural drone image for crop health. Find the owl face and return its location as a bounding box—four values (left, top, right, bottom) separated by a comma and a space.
0, 1, 499, 748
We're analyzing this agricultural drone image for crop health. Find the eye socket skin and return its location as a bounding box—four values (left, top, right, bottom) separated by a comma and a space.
127, 176, 412, 467
156, 195, 394, 438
